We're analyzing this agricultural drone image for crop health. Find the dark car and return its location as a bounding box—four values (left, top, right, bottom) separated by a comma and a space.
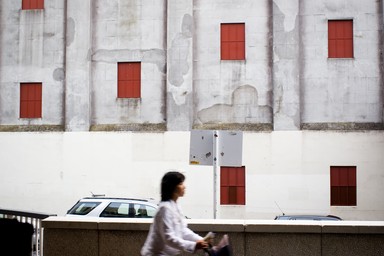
274, 214, 342, 221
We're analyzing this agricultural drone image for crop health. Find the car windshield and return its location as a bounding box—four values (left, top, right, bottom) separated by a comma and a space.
67, 201, 101, 215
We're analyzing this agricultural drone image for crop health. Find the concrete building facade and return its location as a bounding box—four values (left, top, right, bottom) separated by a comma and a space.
0, 0, 383, 220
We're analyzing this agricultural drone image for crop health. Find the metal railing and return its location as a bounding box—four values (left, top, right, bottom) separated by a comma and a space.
0, 208, 56, 256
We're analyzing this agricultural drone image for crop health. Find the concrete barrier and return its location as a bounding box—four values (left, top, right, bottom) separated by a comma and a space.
42, 217, 384, 256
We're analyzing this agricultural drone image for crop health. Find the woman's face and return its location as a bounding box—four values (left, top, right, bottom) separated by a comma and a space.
174, 182, 186, 198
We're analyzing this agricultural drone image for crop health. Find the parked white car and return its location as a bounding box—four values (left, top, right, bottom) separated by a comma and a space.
66, 197, 158, 218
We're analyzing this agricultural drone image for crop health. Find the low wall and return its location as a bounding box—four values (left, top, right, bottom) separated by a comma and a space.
42, 217, 384, 256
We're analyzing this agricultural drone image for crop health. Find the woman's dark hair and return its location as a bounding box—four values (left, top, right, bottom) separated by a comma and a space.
161, 171, 185, 201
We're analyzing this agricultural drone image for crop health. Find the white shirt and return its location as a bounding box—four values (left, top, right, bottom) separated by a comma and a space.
141, 200, 203, 256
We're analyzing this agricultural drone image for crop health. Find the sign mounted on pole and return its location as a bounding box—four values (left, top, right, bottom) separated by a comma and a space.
189, 130, 242, 167
217, 130, 243, 167
189, 130, 243, 219
189, 130, 214, 166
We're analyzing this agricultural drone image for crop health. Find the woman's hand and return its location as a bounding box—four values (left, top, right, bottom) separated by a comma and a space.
195, 240, 209, 250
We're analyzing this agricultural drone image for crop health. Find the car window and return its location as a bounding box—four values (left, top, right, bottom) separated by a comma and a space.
134, 204, 157, 218
100, 202, 129, 217
67, 202, 101, 215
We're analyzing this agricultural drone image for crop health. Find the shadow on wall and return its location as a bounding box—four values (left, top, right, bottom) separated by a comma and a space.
197, 85, 272, 124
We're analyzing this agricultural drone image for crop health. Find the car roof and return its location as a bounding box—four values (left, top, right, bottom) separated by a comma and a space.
77, 197, 158, 205
81, 197, 151, 201
275, 214, 342, 220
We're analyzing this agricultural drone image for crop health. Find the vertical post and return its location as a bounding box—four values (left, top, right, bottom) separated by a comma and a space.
213, 130, 219, 219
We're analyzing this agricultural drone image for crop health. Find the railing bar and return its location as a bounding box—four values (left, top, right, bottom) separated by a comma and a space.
0, 209, 56, 256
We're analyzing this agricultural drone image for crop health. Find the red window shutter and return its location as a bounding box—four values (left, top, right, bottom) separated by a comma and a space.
221, 43, 230, 60
228, 187, 237, 204
348, 167, 357, 205
220, 166, 245, 205
236, 167, 245, 186
22, 0, 30, 9
330, 166, 356, 206
221, 23, 245, 60
118, 64, 128, 80
20, 84, 29, 117
228, 169, 237, 186
220, 187, 229, 204
330, 167, 339, 186
221, 167, 229, 186
37, 0, 44, 9
331, 187, 339, 206
348, 167, 356, 186
118, 62, 141, 98
348, 186, 357, 206
22, 0, 44, 9
33, 84, 42, 117
220, 167, 230, 204
339, 168, 349, 186
328, 20, 353, 58
221, 24, 230, 41
132, 81, 140, 98
20, 83, 42, 118
236, 167, 245, 205
31, 0, 38, 8
237, 186, 245, 205
339, 187, 349, 205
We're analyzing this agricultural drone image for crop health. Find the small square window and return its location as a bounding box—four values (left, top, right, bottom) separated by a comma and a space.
20, 83, 42, 118
221, 23, 245, 60
22, 0, 44, 10
330, 166, 357, 206
328, 20, 353, 58
220, 166, 246, 205
117, 62, 141, 98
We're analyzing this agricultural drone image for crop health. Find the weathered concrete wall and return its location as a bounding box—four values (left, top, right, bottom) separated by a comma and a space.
166, 0, 194, 131
65, 0, 92, 131
273, 0, 301, 130
0, 0, 383, 131
300, 0, 383, 128
0, 0, 65, 128
42, 218, 384, 256
193, 0, 273, 131
91, 0, 167, 130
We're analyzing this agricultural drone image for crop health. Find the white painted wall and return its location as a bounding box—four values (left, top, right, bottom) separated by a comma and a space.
0, 131, 383, 220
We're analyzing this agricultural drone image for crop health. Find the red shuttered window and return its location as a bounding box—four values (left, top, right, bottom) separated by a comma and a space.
220, 166, 245, 205
22, 0, 44, 10
328, 20, 353, 58
221, 23, 245, 60
118, 62, 141, 98
20, 83, 42, 118
330, 166, 357, 206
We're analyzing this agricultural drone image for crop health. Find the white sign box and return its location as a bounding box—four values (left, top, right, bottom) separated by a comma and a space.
189, 130, 214, 166
217, 130, 243, 167
189, 130, 242, 167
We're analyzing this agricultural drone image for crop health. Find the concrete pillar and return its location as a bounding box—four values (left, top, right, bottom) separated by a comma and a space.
166, 0, 194, 131
272, 0, 301, 130
64, 0, 92, 131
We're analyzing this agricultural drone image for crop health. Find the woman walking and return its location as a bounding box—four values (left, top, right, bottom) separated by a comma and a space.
141, 171, 209, 255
